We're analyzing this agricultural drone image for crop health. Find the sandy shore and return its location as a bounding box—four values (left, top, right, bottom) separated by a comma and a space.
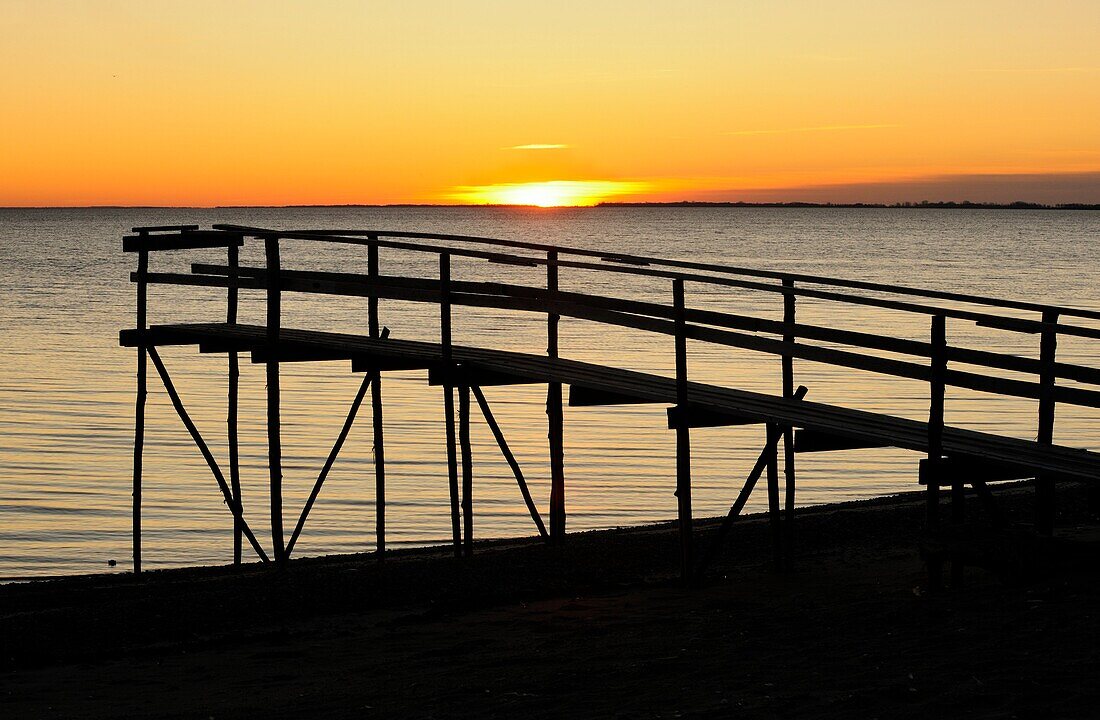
2, 486, 1099, 719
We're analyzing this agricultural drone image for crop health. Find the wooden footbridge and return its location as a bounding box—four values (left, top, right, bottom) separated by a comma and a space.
121, 224, 1100, 584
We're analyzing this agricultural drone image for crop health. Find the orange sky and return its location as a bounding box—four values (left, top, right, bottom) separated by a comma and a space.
2, 1, 1099, 206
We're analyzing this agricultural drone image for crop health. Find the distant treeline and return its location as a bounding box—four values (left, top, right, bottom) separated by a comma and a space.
596, 200, 1100, 210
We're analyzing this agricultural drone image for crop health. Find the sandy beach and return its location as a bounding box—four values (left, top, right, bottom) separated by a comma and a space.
3, 485, 1098, 719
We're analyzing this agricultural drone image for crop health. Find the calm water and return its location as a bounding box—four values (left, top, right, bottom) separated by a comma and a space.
1, 207, 1098, 579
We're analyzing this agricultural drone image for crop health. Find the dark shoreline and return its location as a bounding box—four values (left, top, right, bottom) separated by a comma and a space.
2, 485, 1099, 718
2, 202, 1098, 210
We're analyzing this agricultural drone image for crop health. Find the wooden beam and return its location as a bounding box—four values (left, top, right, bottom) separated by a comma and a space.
132, 247, 148, 575
569, 385, 662, 407
227, 241, 242, 566
918, 457, 1033, 485
673, 279, 693, 582
1036, 309, 1059, 536
666, 405, 759, 429
369, 243, 386, 561
460, 385, 474, 557
792, 429, 893, 453
781, 278, 797, 572
441, 253, 461, 557
428, 365, 536, 387
123, 230, 244, 253
547, 250, 566, 544
265, 236, 285, 564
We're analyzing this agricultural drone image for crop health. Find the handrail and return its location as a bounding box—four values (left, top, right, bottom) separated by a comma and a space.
184, 225, 1100, 340
208, 223, 1100, 321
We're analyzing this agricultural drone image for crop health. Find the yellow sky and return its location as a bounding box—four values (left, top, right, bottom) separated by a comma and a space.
2, 1, 1099, 206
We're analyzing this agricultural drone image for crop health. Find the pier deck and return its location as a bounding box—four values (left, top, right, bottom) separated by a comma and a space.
119, 224, 1100, 584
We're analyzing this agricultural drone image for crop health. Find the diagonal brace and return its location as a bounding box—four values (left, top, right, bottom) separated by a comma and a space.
696, 385, 808, 577
146, 346, 270, 563
286, 370, 376, 556
471, 384, 549, 540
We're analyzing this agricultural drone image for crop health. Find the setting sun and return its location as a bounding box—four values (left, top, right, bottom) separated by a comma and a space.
447, 180, 648, 207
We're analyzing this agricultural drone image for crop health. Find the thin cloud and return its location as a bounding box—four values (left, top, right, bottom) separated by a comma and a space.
506, 144, 569, 150
724, 124, 899, 137
971, 67, 1100, 74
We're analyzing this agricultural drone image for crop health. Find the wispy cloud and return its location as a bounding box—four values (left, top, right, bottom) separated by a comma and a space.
971, 66, 1100, 74
724, 124, 899, 137
506, 144, 569, 150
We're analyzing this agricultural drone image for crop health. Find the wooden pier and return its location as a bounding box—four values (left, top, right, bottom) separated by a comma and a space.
121, 224, 1100, 584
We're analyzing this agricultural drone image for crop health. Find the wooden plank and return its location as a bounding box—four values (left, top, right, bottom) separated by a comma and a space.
131, 224, 199, 233
666, 405, 760, 429
427, 365, 539, 387
183, 264, 1100, 385
117, 322, 1100, 484
123, 231, 244, 253
569, 385, 664, 407
211, 224, 1100, 323
918, 457, 1033, 485
368, 243, 386, 561
793, 429, 894, 453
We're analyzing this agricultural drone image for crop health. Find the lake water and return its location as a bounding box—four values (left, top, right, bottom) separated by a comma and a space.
1, 206, 1098, 579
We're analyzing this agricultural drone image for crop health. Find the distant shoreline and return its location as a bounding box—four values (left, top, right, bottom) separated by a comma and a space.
2, 201, 1098, 210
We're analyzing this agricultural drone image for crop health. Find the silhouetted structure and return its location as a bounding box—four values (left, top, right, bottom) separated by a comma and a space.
122, 224, 1100, 585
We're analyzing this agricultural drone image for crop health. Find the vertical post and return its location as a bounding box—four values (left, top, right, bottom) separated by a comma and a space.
460, 385, 474, 556
781, 278, 796, 570
1036, 309, 1059, 536
227, 238, 242, 566
926, 314, 946, 589
441, 253, 462, 556
765, 424, 782, 569
673, 278, 693, 582
368, 241, 387, 559
265, 235, 286, 564
547, 250, 566, 543
132, 242, 148, 575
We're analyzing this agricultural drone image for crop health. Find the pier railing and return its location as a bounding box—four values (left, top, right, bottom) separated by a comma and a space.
122, 223, 1100, 582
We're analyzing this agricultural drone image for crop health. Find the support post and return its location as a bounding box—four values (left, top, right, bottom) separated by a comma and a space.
926, 314, 946, 589
460, 384, 474, 556
265, 235, 286, 564
227, 238, 242, 565
1036, 309, 1058, 536
781, 277, 796, 570
765, 424, 782, 569
132, 244, 148, 575
673, 278, 693, 582
547, 250, 566, 543
368, 241, 387, 559
441, 253, 462, 556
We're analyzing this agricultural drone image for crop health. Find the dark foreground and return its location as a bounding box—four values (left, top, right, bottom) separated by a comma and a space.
2, 487, 1099, 719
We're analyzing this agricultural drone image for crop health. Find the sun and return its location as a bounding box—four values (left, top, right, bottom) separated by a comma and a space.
447, 180, 648, 207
